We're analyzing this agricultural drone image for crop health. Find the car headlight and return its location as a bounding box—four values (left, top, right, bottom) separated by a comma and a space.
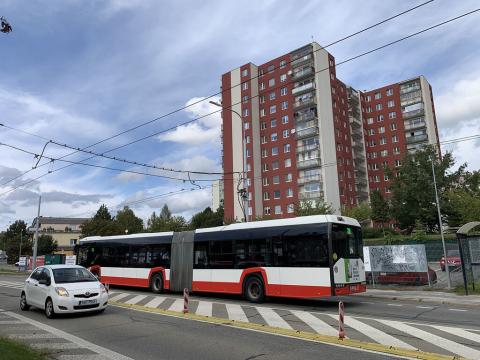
100, 284, 108, 294
55, 287, 69, 297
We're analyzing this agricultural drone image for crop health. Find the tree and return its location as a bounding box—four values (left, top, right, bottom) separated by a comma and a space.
115, 206, 144, 234
445, 189, 480, 227
370, 190, 390, 233
3, 220, 31, 263
388, 146, 462, 232
81, 205, 121, 237
294, 200, 333, 217
37, 235, 57, 255
189, 206, 224, 229
342, 202, 372, 226
159, 204, 172, 221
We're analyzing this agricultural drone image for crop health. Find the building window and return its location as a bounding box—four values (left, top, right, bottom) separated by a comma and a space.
272, 161, 279, 170
264, 207, 271, 215
330, 73, 334, 80
261, 136, 267, 144
389, 112, 396, 119
261, 148, 267, 158
271, 133, 278, 141
262, 163, 269, 172
269, 91, 276, 100
282, 115, 289, 124
392, 135, 399, 143
242, 82, 248, 90
245, 135, 251, 143
263, 191, 270, 200
271, 119, 277, 128
378, 126, 385, 134
271, 147, 279, 156
242, 69, 248, 77
242, 95, 249, 103
377, 114, 384, 122
273, 175, 280, 184
283, 129, 289, 138
384, 174, 390, 181
259, 95, 265, 104
244, 122, 250, 130
260, 108, 266, 117
284, 143, 291, 153
375, 92, 381, 100
394, 147, 401, 154
280, 60, 287, 68
243, 108, 249, 117
259, 82, 265, 90
267, 64, 275, 73
381, 150, 388, 157
284, 158, 291, 167
386, 88, 393, 96
273, 190, 281, 199
281, 87, 288, 96
387, 100, 395, 108
261, 121, 267, 130
280, 74, 287, 82
268, 78, 275, 87
374, 175, 380, 182
372, 163, 379, 170
367, 117, 374, 124
274, 205, 282, 214
246, 163, 251, 172
286, 188, 293, 197
380, 137, 386, 145
262, 177, 269, 186
376, 103, 382, 111
366, 95, 371, 102
281, 101, 288, 110
285, 173, 292, 182
270, 105, 276, 114
366, 106, 372, 113
246, 149, 251, 158
368, 129, 375, 135
390, 123, 397, 131
287, 204, 294, 213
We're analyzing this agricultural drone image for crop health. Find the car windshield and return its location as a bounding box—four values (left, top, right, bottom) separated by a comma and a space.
52, 268, 97, 283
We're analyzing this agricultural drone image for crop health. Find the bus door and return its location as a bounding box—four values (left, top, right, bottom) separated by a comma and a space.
170, 231, 194, 292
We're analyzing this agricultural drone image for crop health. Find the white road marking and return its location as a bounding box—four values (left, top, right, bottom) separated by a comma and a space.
431, 325, 480, 344
376, 319, 480, 359
290, 310, 338, 337
6, 311, 134, 360
124, 295, 147, 305
330, 315, 416, 350
108, 293, 131, 302
387, 304, 403, 307
0, 320, 23, 324
416, 306, 434, 309
57, 356, 111, 360
143, 296, 166, 309
360, 301, 375, 305
225, 304, 249, 322
256, 307, 293, 330
168, 299, 184, 312
31, 342, 81, 350
195, 301, 212, 317
448, 308, 467, 312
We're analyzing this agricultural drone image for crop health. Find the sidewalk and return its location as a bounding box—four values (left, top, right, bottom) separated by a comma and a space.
359, 288, 480, 307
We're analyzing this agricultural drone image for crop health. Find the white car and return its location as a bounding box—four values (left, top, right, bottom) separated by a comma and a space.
20, 264, 108, 318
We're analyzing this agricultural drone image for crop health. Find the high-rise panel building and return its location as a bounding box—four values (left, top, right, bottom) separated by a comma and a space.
219, 43, 439, 222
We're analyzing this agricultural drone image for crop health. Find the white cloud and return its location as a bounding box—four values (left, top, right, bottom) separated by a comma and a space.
441, 120, 480, 171
115, 172, 145, 183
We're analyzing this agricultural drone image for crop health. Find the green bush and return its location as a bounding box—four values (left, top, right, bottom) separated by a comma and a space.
362, 227, 397, 239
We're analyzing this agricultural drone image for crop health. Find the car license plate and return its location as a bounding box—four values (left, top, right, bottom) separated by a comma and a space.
79, 299, 97, 305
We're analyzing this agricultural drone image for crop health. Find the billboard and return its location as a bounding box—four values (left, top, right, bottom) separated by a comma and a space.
363, 245, 428, 273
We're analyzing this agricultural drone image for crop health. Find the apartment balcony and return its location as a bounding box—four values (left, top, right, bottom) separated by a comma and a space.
404, 121, 426, 131
292, 82, 315, 96
400, 84, 421, 95
299, 190, 324, 200
296, 144, 320, 153
296, 126, 319, 139
402, 108, 424, 119
297, 157, 321, 169
292, 67, 315, 81
406, 134, 428, 144
293, 97, 316, 110
297, 174, 322, 185
352, 141, 364, 150
401, 97, 422, 107
351, 131, 362, 141
291, 53, 313, 67
295, 110, 317, 122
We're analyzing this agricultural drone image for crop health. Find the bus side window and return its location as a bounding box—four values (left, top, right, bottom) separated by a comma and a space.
193, 241, 209, 269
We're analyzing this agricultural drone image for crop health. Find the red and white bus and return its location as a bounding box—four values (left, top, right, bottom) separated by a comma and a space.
77, 215, 366, 302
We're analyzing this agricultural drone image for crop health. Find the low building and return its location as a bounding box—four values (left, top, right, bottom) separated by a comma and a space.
30, 217, 89, 254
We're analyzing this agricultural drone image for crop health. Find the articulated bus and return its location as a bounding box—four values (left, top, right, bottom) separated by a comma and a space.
77, 215, 366, 302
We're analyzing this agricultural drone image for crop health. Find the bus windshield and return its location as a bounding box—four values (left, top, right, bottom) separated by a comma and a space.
331, 223, 362, 260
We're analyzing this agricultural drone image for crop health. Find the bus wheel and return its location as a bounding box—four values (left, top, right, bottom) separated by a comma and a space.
244, 276, 265, 303
150, 273, 164, 294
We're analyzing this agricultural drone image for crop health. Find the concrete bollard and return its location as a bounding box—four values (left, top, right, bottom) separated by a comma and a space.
338, 301, 345, 339
183, 288, 189, 314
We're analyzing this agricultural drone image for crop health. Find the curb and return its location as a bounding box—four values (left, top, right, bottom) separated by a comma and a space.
361, 294, 480, 308
110, 300, 464, 360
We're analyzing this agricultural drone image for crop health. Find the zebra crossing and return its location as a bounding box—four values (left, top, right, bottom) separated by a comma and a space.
2, 280, 480, 359
107, 290, 480, 359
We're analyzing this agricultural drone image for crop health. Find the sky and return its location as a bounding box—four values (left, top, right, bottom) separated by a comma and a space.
0, 0, 479, 230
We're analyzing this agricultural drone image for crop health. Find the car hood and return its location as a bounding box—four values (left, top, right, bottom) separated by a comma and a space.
54, 281, 102, 292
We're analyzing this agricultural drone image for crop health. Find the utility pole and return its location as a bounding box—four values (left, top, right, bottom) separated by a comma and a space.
32, 195, 41, 271
18, 229, 23, 272
430, 157, 451, 289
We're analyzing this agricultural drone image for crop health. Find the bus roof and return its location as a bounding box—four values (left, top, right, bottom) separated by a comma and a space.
80, 231, 173, 243
195, 214, 359, 234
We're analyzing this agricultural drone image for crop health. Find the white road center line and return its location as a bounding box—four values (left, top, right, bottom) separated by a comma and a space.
195, 301, 213, 317
143, 297, 166, 309
255, 307, 293, 330
108, 293, 131, 302
329, 315, 416, 350
376, 319, 480, 359
448, 308, 467, 312
290, 310, 338, 337
6, 311, 134, 360
168, 299, 184, 312
416, 306, 434, 309
225, 304, 249, 322
124, 295, 148, 305
387, 304, 403, 307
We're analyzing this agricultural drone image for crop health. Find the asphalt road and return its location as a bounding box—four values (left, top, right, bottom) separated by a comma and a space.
0, 275, 400, 360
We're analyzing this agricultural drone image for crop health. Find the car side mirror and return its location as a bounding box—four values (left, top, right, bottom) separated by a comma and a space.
39, 279, 50, 286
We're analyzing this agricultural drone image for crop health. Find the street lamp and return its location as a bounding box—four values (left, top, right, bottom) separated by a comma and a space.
430, 156, 451, 289
210, 101, 248, 222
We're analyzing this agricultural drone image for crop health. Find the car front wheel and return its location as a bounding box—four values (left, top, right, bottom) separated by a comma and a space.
45, 298, 55, 319
20, 293, 30, 311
